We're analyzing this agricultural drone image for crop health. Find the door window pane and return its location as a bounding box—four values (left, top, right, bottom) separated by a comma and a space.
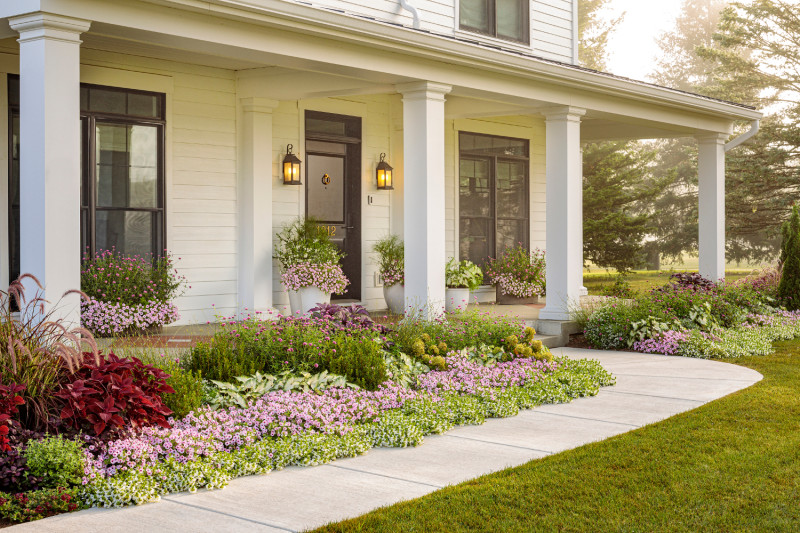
89, 88, 127, 115
460, 0, 491, 33
307, 153, 345, 223
496, 219, 526, 257
96, 124, 158, 208
96, 210, 153, 258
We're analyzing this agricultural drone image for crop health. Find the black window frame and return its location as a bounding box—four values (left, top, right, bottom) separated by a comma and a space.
458, 0, 531, 45
7, 75, 167, 284
458, 131, 530, 269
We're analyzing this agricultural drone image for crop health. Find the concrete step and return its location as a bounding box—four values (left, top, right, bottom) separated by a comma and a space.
534, 334, 562, 349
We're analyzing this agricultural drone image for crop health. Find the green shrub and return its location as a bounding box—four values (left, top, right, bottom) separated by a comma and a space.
136, 352, 204, 418
583, 302, 658, 350
779, 205, 800, 310
601, 275, 634, 298
187, 317, 387, 390
390, 310, 522, 354
22, 436, 84, 489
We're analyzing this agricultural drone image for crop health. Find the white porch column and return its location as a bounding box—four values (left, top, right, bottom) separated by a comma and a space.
539, 106, 586, 321
10, 13, 90, 324
697, 133, 727, 281
238, 97, 279, 317
396, 82, 451, 318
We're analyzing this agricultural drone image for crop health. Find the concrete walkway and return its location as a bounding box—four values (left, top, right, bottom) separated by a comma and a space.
13, 348, 762, 533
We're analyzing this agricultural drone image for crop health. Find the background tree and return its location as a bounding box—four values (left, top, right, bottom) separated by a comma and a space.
778, 205, 800, 310
582, 143, 663, 272
578, 1, 658, 272
649, 0, 800, 263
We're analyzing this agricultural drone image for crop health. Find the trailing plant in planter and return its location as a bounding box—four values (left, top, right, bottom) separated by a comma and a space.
275, 217, 348, 313
373, 235, 404, 314
485, 244, 546, 301
80, 249, 187, 336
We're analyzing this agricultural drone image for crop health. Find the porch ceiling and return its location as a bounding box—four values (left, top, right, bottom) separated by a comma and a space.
0, 0, 762, 141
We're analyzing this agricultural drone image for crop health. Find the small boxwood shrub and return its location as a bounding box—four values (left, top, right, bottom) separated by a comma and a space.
135, 352, 204, 418
22, 436, 84, 489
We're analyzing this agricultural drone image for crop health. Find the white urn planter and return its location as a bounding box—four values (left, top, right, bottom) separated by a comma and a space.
383, 283, 405, 315
445, 287, 470, 313
298, 286, 331, 314
288, 290, 302, 315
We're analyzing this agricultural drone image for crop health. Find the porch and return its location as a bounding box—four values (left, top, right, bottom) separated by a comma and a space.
0, 2, 760, 327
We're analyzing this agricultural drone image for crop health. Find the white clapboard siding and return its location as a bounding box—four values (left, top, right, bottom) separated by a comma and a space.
531, 0, 575, 63
289, 0, 455, 34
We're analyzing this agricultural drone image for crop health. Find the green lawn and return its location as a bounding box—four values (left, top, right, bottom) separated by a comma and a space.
583, 269, 754, 296
314, 340, 800, 532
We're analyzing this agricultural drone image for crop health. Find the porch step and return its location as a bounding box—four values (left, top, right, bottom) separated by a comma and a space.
534, 334, 563, 349
525, 319, 580, 349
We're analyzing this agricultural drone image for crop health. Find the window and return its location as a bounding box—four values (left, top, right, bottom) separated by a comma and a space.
459, 132, 529, 269
459, 0, 530, 44
8, 77, 165, 283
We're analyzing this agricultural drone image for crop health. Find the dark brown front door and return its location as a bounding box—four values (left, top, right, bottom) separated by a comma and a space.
305, 111, 361, 300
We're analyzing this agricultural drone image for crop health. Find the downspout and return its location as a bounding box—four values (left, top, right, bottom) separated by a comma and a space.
399, 0, 420, 29
724, 119, 760, 152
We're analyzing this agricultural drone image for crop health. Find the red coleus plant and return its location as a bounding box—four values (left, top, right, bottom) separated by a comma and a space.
0, 382, 25, 452
56, 353, 175, 437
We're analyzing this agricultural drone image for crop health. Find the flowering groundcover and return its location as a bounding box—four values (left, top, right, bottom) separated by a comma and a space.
79, 354, 614, 507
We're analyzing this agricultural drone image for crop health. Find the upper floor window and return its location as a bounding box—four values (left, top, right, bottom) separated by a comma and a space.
459, 0, 530, 44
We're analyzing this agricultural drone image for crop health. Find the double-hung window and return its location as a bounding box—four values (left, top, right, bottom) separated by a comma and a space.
459, 0, 530, 44
458, 132, 530, 269
7, 76, 166, 283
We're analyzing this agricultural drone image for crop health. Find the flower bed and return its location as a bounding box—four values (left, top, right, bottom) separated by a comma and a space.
485, 244, 546, 298
582, 270, 800, 358
79, 353, 613, 507
0, 283, 615, 524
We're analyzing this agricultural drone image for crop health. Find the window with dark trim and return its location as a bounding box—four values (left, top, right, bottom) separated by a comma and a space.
459, 0, 530, 44
458, 132, 529, 269
8, 76, 166, 283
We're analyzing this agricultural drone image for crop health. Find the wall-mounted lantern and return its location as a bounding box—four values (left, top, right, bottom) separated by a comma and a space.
376, 153, 393, 190
283, 144, 302, 185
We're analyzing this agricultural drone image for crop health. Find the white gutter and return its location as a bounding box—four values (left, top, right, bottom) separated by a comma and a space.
398, 0, 420, 29
724, 120, 760, 152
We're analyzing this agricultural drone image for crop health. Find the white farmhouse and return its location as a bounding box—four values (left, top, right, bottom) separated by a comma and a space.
0, 0, 761, 326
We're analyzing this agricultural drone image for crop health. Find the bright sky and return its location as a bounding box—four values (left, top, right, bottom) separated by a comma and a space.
603, 0, 686, 81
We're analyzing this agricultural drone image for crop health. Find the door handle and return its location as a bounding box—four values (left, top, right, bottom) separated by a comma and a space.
344, 225, 355, 230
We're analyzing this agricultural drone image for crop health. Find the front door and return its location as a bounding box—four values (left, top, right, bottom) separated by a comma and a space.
305, 111, 361, 300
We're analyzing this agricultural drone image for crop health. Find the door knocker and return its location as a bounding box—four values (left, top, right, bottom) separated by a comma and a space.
321, 173, 331, 185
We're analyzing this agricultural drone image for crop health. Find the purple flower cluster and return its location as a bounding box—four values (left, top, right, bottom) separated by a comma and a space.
631, 330, 692, 355
415, 355, 556, 394
281, 262, 349, 294
484, 244, 546, 298
81, 298, 180, 336
84, 382, 418, 480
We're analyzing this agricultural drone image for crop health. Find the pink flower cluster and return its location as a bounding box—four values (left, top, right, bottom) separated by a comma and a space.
415, 355, 556, 395
281, 262, 349, 294
381, 264, 404, 287
85, 382, 418, 479
81, 298, 180, 336
631, 330, 692, 355
493, 273, 544, 298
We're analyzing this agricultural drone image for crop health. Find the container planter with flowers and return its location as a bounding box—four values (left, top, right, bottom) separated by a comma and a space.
373, 234, 404, 314
276, 217, 348, 315
445, 258, 483, 313
485, 244, 546, 305
80, 249, 187, 337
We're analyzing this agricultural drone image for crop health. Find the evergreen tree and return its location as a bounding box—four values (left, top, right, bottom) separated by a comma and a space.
583, 143, 664, 272
778, 205, 800, 310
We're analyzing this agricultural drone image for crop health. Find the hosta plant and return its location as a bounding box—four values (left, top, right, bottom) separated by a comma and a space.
445, 258, 484, 290
207, 370, 358, 409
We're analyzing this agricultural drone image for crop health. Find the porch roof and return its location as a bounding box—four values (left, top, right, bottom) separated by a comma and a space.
0, 0, 762, 140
